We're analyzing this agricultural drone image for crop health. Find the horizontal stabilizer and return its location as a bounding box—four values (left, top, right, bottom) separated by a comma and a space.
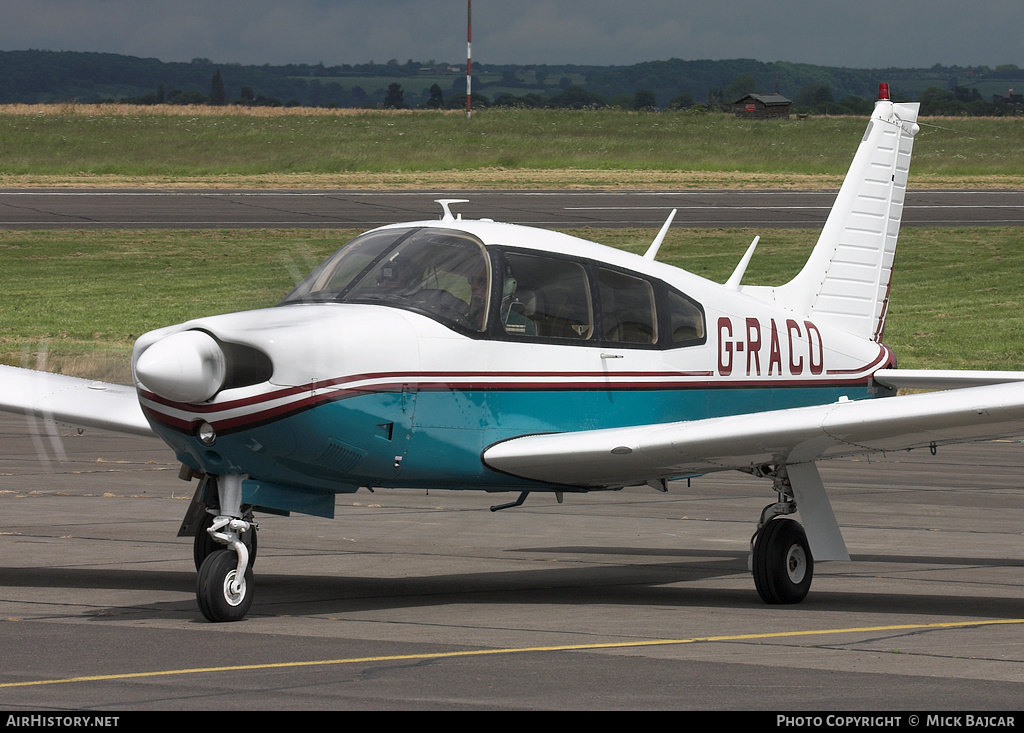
874, 369, 1024, 391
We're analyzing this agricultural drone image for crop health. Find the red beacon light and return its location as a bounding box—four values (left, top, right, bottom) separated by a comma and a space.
878, 83, 890, 100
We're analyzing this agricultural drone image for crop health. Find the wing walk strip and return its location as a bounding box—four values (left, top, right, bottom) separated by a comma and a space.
3, 618, 1022, 689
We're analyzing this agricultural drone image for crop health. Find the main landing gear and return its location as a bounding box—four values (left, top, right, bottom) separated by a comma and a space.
750, 474, 814, 604
751, 516, 813, 603
189, 474, 258, 622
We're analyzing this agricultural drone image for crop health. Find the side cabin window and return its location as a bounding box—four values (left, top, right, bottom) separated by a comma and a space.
497, 248, 705, 350
500, 252, 593, 340
597, 268, 657, 344
279, 227, 491, 333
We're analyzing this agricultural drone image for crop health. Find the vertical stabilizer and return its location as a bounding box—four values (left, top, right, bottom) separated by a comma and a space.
775, 91, 920, 342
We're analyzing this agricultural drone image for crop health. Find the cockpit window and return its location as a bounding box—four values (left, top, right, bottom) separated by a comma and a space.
283, 229, 404, 302
280, 228, 491, 332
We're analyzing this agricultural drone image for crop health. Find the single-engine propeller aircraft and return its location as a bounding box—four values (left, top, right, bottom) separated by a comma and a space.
4, 85, 1024, 622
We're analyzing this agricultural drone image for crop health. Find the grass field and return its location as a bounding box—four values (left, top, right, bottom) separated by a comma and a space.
3, 226, 1022, 382
1, 104, 1023, 189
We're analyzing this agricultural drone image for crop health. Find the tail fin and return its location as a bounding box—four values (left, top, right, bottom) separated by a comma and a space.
774, 88, 920, 342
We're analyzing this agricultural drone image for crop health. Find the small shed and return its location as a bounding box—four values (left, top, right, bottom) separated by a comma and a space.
733, 93, 792, 119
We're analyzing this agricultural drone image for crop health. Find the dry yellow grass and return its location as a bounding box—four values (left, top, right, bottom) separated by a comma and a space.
0, 169, 1017, 190
0, 103, 432, 118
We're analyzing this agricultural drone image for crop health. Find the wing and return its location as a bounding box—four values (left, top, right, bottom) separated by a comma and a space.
482, 381, 1024, 489
0, 364, 153, 436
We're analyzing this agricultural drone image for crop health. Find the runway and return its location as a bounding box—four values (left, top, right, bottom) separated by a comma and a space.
1, 412, 1022, 710
1, 189, 1023, 229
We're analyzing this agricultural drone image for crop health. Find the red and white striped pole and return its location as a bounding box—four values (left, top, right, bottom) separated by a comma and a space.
466, 0, 472, 119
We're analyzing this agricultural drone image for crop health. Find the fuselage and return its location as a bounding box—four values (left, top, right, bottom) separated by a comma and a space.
133, 219, 894, 514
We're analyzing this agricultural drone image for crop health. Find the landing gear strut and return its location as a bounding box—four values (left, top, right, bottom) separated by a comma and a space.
193, 507, 257, 571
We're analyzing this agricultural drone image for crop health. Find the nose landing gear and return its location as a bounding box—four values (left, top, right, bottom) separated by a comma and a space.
189, 474, 257, 622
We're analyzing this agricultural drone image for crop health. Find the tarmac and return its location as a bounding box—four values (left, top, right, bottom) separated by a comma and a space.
1, 411, 1022, 710
2, 188, 1024, 229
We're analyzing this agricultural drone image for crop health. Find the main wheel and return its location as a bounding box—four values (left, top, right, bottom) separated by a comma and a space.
196, 549, 254, 622
752, 518, 813, 604
193, 511, 257, 571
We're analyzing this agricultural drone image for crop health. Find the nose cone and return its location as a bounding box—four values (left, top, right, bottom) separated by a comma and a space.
135, 330, 226, 403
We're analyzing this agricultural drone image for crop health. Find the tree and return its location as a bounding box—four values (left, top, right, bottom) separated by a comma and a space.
167, 89, 207, 105
724, 74, 757, 102
666, 92, 695, 110
383, 82, 405, 109
549, 84, 607, 109
632, 89, 657, 110
795, 83, 835, 113
209, 69, 226, 105
426, 84, 445, 109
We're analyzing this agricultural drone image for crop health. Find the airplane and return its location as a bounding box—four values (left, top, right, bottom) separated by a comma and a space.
4, 83, 1024, 622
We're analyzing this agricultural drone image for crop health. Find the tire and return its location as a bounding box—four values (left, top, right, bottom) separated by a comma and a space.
196, 549, 254, 622
752, 518, 813, 604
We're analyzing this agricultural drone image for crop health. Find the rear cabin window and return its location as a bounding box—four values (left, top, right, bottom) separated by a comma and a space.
667, 290, 705, 344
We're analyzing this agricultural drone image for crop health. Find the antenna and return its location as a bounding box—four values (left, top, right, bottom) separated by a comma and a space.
436, 199, 469, 221
725, 235, 760, 290
643, 209, 677, 261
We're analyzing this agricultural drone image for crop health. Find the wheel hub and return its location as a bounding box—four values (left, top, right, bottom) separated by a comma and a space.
222, 569, 246, 607
786, 545, 807, 584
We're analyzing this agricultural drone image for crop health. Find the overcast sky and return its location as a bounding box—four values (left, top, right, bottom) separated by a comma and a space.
3, 0, 1024, 69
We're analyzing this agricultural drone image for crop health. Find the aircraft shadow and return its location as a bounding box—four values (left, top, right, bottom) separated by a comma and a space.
1, 546, 1020, 622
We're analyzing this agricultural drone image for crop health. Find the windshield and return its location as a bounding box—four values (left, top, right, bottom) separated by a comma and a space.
280, 228, 492, 332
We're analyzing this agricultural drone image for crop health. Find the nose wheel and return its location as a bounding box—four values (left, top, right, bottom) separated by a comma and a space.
197, 549, 254, 622
752, 518, 813, 604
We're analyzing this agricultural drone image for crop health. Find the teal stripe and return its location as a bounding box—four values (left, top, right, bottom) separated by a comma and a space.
156, 385, 878, 508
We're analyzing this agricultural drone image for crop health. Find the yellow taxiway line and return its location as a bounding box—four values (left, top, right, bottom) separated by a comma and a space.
3, 618, 1022, 689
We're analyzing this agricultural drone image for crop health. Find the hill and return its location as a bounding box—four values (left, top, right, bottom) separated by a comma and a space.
2, 50, 1023, 113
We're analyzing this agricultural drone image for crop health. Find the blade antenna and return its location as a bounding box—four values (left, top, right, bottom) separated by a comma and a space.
725, 235, 760, 290
643, 209, 677, 261
436, 199, 469, 221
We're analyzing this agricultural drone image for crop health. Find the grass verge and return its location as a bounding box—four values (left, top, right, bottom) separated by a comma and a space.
2, 105, 1023, 189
